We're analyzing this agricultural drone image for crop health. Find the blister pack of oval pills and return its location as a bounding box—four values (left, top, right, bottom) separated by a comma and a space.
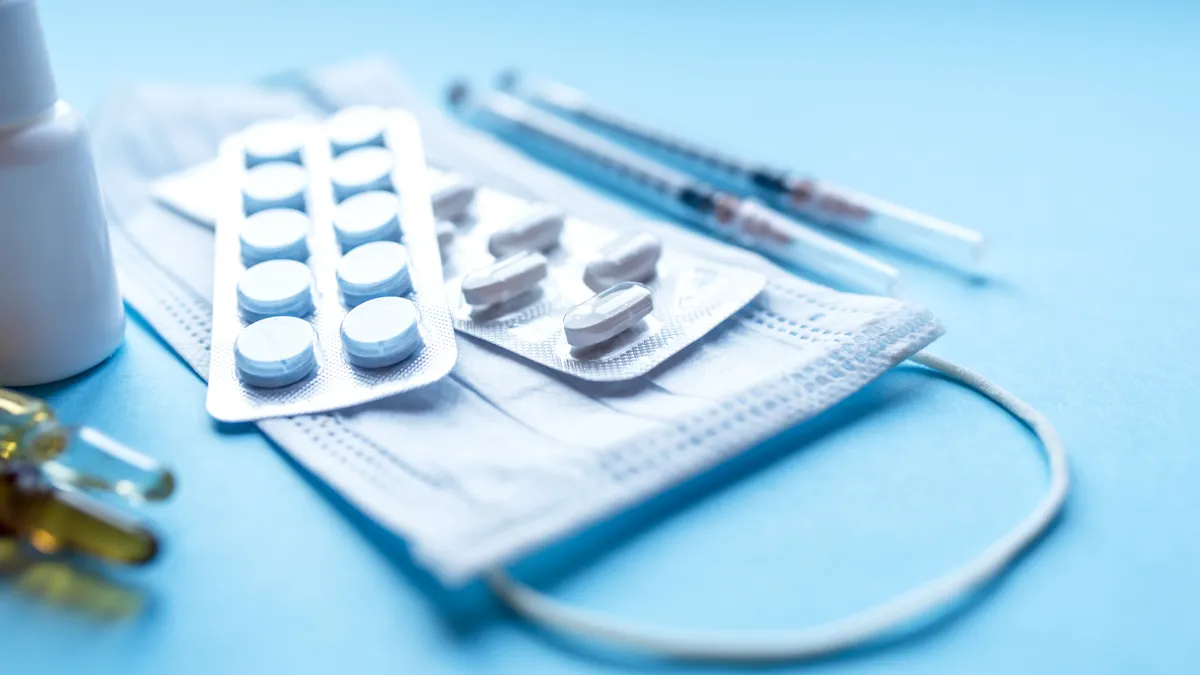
429, 167, 767, 382
205, 108, 457, 422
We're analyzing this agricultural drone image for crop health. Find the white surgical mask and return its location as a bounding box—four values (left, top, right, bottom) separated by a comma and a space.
90, 58, 1067, 663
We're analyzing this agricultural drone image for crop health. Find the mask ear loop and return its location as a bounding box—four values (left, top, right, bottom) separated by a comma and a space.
485, 351, 1069, 663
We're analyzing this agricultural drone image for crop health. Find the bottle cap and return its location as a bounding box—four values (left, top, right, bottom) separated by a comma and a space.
0, 0, 57, 128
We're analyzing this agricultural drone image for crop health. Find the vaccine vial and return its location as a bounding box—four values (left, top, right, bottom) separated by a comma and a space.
0, 0, 125, 385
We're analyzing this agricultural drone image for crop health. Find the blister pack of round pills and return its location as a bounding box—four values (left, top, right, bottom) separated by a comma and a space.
205, 108, 457, 422
430, 167, 766, 382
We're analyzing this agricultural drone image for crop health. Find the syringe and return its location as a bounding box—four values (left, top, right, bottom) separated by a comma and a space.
1, 388, 175, 503
447, 83, 901, 296
498, 72, 985, 270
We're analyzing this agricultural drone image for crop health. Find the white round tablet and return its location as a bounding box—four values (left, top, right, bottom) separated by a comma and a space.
328, 106, 388, 155
331, 146, 394, 201
332, 190, 401, 250
340, 297, 423, 369
243, 161, 308, 214
240, 208, 311, 266
336, 240, 411, 307
237, 259, 314, 322
234, 316, 317, 388
242, 119, 307, 167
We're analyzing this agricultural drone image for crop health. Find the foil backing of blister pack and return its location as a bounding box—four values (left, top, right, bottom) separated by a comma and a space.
206, 111, 457, 422
434, 168, 766, 381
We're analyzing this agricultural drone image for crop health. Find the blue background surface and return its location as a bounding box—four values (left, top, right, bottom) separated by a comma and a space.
3, 1, 1199, 673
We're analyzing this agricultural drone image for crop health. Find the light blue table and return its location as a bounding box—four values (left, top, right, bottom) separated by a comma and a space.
4, 1, 1198, 673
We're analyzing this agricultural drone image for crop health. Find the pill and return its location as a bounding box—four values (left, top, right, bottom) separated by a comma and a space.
234, 316, 318, 388
563, 282, 654, 348
488, 205, 565, 257
242, 119, 307, 167
431, 178, 477, 222
461, 251, 548, 306
340, 297, 424, 369
243, 161, 308, 214
331, 146, 394, 201
240, 208, 310, 266
336, 240, 412, 307
332, 190, 401, 250
237, 259, 314, 322
583, 231, 663, 292
327, 106, 388, 155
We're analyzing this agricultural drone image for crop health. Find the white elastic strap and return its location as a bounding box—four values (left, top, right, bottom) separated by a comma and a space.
485, 352, 1069, 662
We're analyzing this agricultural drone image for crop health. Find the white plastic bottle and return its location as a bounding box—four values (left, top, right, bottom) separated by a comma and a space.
0, 0, 124, 386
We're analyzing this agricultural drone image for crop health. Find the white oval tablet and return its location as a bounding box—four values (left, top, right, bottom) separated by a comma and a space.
237, 259, 314, 322
332, 190, 401, 250
331, 146, 394, 201
563, 282, 654, 348
336, 240, 411, 307
488, 205, 565, 257
243, 161, 308, 214
341, 297, 423, 368
242, 119, 307, 167
583, 231, 663, 292
234, 316, 317, 388
240, 208, 310, 266
461, 251, 548, 307
328, 106, 388, 155
432, 178, 477, 222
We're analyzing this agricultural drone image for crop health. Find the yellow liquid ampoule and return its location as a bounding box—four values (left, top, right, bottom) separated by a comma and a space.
0, 389, 175, 502
0, 388, 62, 461
2, 529, 145, 616
0, 463, 158, 565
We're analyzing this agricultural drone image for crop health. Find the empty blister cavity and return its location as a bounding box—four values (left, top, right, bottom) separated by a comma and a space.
488, 205, 565, 257
337, 241, 412, 307
237, 259, 314, 322
341, 297, 424, 368
583, 231, 663, 292
564, 282, 654, 348
332, 146, 394, 201
328, 106, 388, 154
243, 162, 308, 214
462, 251, 548, 306
240, 208, 310, 266
432, 175, 478, 222
234, 316, 318, 388
242, 119, 307, 167
333, 190, 401, 250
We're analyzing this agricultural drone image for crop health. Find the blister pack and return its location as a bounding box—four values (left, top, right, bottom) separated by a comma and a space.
205, 108, 457, 422
429, 167, 766, 381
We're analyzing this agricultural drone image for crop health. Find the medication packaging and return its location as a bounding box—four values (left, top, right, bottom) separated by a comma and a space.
171, 107, 766, 388
431, 166, 766, 381
205, 108, 457, 422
